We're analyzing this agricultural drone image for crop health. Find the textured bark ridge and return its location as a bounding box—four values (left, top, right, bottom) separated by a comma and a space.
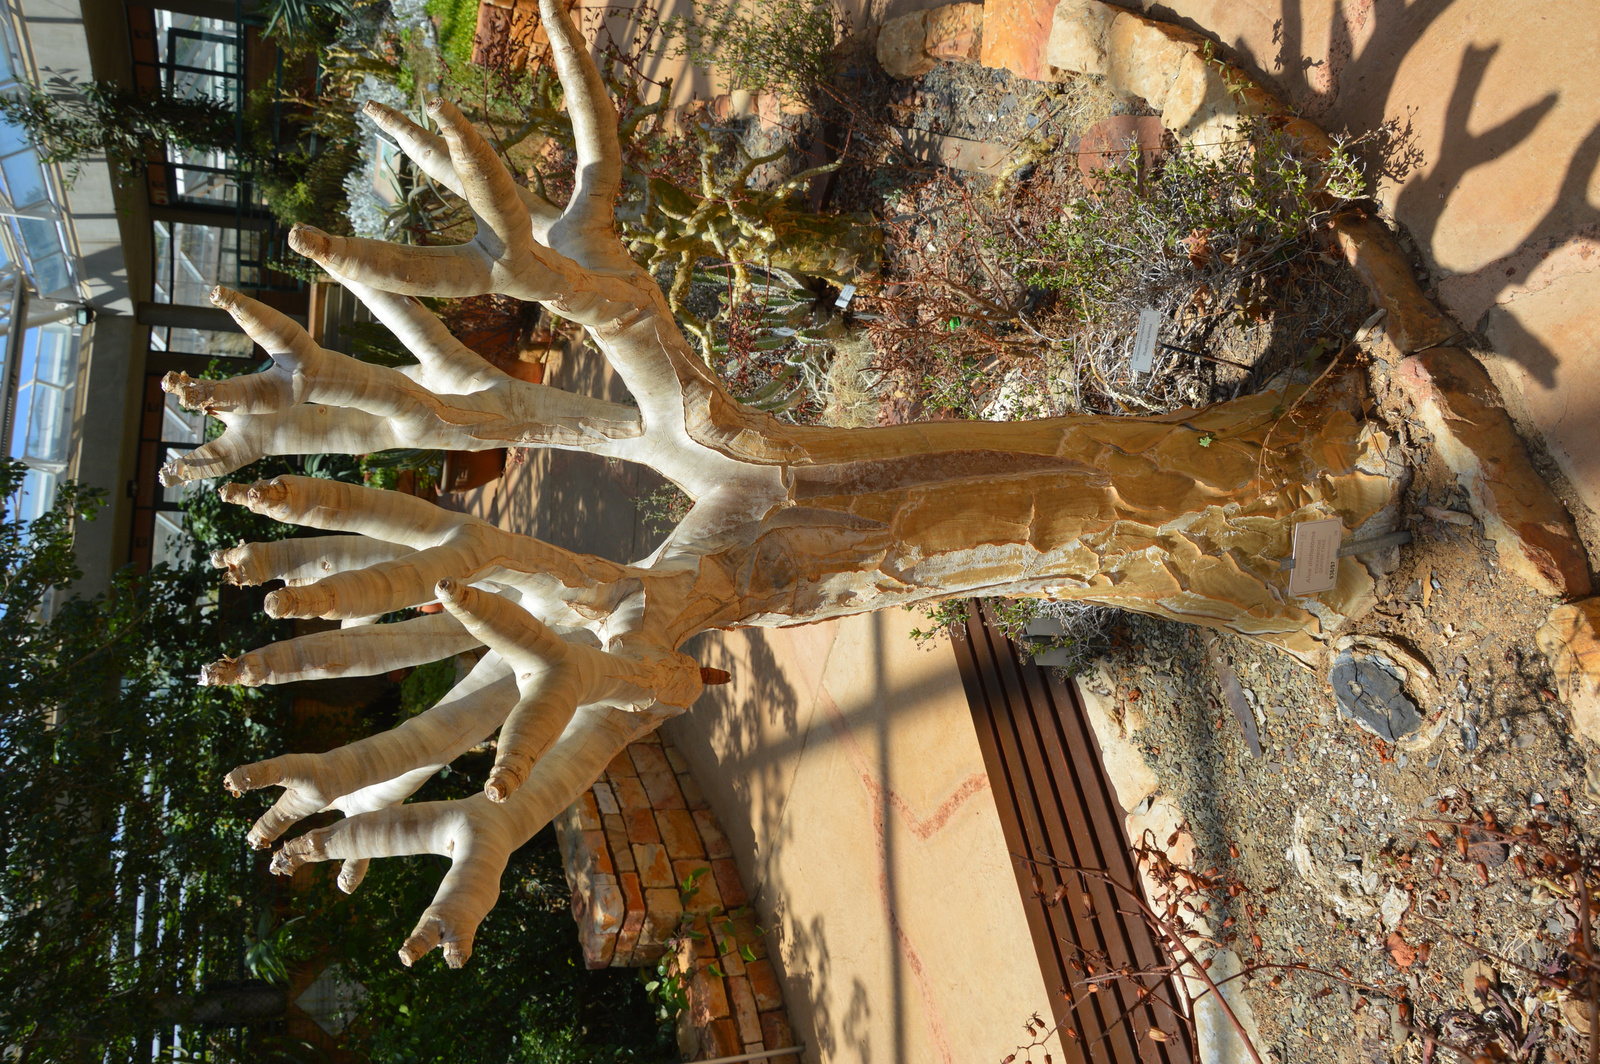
164, 0, 1401, 968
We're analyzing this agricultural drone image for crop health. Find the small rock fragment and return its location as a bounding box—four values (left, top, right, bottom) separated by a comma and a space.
1379, 885, 1410, 932
1043, 0, 1115, 75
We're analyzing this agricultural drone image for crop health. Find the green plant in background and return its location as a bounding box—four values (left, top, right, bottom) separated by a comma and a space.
640, 0, 842, 102
906, 598, 971, 644
643, 953, 691, 1024
0, 458, 298, 1057
0, 74, 242, 183
428, 0, 485, 67
255, 142, 364, 234
243, 911, 307, 985
908, 596, 1116, 678
639, 482, 693, 536
260, 0, 358, 42
400, 657, 458, 718
1025, 118, 1367, 317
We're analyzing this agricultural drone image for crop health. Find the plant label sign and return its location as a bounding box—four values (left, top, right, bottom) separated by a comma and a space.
1131, 307, 1161, 374
1288, 518, 1343, 596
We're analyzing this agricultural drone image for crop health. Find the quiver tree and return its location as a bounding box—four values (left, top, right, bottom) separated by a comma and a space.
160, 0, 1401, 968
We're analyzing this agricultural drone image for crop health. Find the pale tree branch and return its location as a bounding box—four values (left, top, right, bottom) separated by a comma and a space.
224, 652, 518, 848
361, 99, 563, 238
200, 611, 481, 687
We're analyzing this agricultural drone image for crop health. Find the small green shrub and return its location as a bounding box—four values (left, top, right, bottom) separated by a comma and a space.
1023, 118, 1366, 312
908, 597, 1116, 678
641, 0, 842, 101
639, 483, 692, 535
256, 144, 363, 233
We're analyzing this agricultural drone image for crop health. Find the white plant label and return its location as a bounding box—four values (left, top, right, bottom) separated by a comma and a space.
1288, 518, 1343, 596
1131, 306, 1161, 374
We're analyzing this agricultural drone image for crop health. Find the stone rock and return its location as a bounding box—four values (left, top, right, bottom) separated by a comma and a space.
925, 2, 983, 62
1331, 212, 1461, 354
1379, 885, 1410, 932
1076, 115, 1165, 190
1330, 648, 1424, 742
1103, 11, 1274, 144
1044, 0, 1115, 76
1537, 598, 1600, 745
876, 10, 935, 79
979, 0, 1061, 81
877, 3, 983, 79
1396, 348, 1592, 598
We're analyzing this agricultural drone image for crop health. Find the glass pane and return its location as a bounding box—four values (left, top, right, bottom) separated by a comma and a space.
152, 221, 172, 303
34, 325, 73, 385
152, 325, 253, 358
161, 392, 205, 445
29, 253, 71, 297
171, 165, 240, 205
16, 217, 61, 260
15, 324, 36, 384
10, 467, 56, 524
9, 380, 29, 456
163, 222, 250, 305
152, 510, 194, 569
24, 383, 70, 463
1, 149, 46, 207
0, 120, 29, 159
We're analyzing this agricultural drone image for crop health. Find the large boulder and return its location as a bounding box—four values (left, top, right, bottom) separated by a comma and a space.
925, 2, 984, 62
876, 3, 983, 79
1396, 348, 1592, 599
979, 0, 1061, 81
1044, 0, 1114, 76
876, 10, 936, 79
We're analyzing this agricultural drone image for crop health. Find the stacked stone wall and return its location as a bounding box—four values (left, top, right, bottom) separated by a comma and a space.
554, 731, 797, 1062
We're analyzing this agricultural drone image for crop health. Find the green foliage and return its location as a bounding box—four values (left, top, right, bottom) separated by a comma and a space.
0, 459, 289, 1059
1021, 119, 1366, 318
429, 0, 486, 67
400, 657, 457, 718
359, 449, 443, 493
642, 0, 842, 101
907, 596, 1114, 678
244, 911, 307, 985
287, 773, 672, 1063
639, 482, 692, 536
0, 73, 240, 183
906, 598, 970, 644
261, 0, 356, 44
256, 143, 363, 234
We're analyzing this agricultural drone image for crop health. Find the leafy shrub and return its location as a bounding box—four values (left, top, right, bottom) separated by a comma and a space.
641, 0, 842, 101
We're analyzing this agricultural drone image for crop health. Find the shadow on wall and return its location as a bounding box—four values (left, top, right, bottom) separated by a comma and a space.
1147, 0, 1598, 388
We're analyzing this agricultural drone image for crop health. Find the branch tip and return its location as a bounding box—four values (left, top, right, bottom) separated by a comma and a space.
288, 224, 330, 259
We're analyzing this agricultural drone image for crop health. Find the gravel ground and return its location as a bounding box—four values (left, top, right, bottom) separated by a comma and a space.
1090, 415, 1600, 1062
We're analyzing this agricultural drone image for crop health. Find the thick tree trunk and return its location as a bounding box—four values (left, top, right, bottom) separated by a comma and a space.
155, 0, 1405, 967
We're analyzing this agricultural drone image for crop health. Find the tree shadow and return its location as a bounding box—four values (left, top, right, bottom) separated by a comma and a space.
1147, 0, 1593, 390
